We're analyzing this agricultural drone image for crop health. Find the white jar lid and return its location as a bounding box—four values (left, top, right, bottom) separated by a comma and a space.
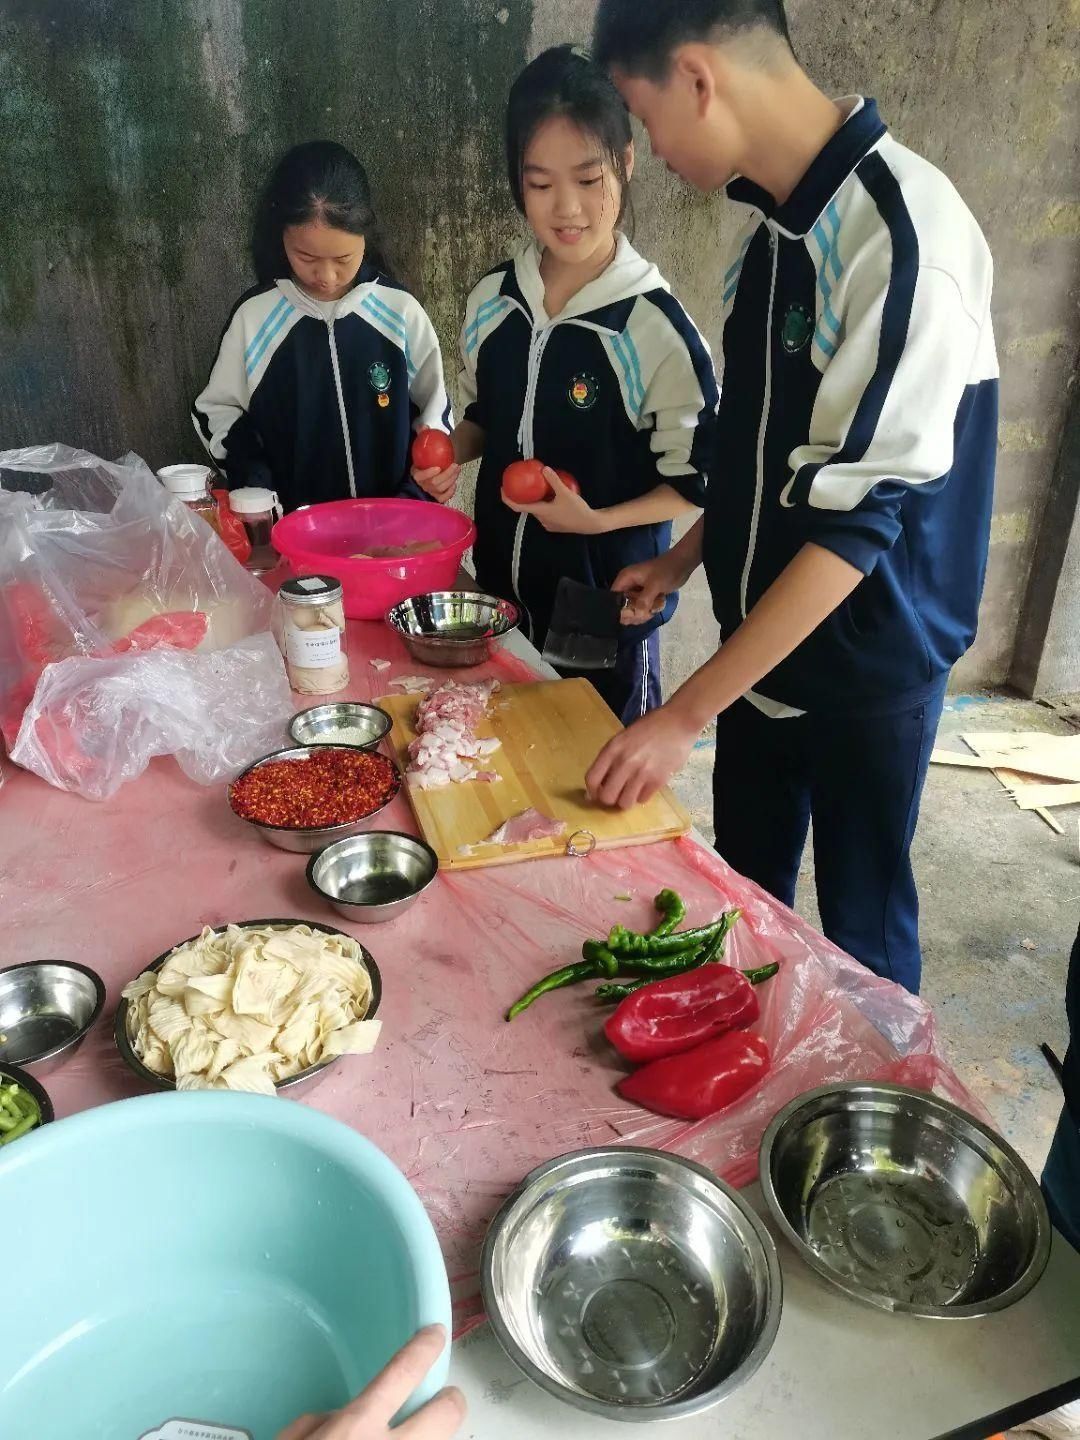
158, 463, 213, 501
229, 486, 280, 515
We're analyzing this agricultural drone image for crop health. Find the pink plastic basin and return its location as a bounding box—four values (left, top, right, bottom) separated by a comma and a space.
273, 500, 476, 620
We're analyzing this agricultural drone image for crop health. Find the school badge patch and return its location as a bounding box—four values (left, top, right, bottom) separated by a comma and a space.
568, 372, 598, 410
368, 360, 392, 393
781, 302, 813, 355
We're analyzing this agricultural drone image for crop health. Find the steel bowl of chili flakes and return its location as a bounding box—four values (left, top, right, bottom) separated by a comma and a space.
229, 745, 402, 852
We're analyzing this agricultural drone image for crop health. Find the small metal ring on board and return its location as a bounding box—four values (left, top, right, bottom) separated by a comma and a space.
566, 829, 596, 858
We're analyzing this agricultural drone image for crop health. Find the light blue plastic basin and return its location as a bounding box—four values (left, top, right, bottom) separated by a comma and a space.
0, 1093, 451, 1438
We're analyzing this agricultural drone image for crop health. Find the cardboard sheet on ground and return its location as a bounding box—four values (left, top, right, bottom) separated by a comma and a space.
0, 623, 981, 1336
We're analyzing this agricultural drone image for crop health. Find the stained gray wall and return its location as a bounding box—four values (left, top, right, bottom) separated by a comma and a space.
1, 0, 1078, 693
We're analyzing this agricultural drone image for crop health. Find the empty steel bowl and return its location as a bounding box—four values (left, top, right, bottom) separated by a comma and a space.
385, 591, 519, 667
307, 832, 439, 924
759, 1082, 1052, 1318
228, 746, 402, 853
481, 1146, 781, 1421
288, 702, 393, 751
0, 1062, 54, 1140
0, 961, 105, 1075
114, 918, 382, 1095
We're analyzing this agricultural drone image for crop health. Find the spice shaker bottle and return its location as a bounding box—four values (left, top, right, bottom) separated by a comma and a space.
274, 575, 350, 695
229, 486, 283, 572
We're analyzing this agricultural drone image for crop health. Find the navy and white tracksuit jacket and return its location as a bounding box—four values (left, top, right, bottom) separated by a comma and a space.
708, 96, 999, 716
459, 237, 717, 715
707, 97, 998, 994
192, 266, 451, 511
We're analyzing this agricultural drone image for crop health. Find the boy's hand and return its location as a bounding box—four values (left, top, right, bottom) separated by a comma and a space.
413, 464, 460, 504
612, 552, 687, 624
502, 467, 607, 534
277, 1326, 464, 1440
586, 704, 699, 809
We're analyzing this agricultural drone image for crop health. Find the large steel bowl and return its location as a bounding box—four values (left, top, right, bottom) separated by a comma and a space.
307, 831, 439, 924
114, 919, 381, 1095
759, 1082, 1052, 1318
481, 1146, 781, 1421
0, 961, 105, 1075
228, 745, 401, 853
385, 591, 519, 668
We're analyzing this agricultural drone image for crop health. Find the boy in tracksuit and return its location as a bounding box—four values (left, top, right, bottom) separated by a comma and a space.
588, 1, 998, 993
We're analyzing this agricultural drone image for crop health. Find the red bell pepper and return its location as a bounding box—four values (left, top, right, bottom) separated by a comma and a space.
604, 962, 778, 1064
617, 1030, 771, 1121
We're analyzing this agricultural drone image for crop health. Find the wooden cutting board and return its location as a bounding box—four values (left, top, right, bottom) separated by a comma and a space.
378, 678, 691, 870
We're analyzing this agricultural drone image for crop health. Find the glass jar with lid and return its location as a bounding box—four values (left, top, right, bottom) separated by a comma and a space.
273, 575, 350, 695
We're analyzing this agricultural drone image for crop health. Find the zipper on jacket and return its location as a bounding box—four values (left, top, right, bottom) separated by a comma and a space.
739, 228, 778, 618
511, 325, 554, 639
326, 318, 358, 498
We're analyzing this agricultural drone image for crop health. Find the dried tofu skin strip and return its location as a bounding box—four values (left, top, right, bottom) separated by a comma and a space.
123, 922, 379, 1091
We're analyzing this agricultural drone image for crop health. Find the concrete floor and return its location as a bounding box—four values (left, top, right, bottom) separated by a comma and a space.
668, 690, 1079, 1176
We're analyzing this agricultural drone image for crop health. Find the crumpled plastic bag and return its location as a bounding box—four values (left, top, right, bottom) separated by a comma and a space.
10, 632, 294, 799
0, 444, 274, 752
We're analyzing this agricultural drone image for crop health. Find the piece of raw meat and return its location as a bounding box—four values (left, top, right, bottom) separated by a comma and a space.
480, 808, 566, 846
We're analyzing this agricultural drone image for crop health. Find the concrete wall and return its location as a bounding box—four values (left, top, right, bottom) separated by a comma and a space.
1, 0, 1078, 693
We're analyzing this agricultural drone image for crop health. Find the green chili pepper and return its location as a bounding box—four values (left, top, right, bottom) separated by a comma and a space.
650, 889, 686, 936
596, 911, 746, 1000
506, 960, 600, 1020
607, 919, 726, 960
581, 940, 619, 977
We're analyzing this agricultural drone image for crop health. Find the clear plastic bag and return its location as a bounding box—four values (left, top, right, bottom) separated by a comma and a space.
0, 445, 275, 755
10, 633, 294, 800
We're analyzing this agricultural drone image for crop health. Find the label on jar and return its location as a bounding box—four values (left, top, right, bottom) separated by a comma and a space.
284, 622, 342, 670
138, 1420, 252, 1440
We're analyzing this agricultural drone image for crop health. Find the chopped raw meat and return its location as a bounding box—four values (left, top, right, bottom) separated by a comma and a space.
474, 770, 500, 784
369, 658, 392, 672
390, 675, 435, 694
405, 679, 502, 791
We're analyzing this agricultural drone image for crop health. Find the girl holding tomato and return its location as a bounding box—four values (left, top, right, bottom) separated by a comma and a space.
413, 47, 718, 724
194, 141, 452, 512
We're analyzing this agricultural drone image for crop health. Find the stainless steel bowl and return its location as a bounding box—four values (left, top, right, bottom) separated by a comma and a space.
114, 918, 382, 1095
288, 702, 393, 751
307, 831, 438, 924
481, 1146, 781, 1421
0, 961, 105, 1075
0, 1062, 54, 1138
385, 590, 519, 668
228, 745, 402, 853
759, 1082, 1052, 1318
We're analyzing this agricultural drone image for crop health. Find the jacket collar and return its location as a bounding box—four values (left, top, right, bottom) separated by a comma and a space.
499, 233, 667, 331
727, 97, 887, 237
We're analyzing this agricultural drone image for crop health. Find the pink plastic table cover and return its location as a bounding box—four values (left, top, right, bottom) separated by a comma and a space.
0, 620, 981, 1335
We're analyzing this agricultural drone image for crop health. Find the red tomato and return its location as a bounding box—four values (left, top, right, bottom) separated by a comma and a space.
551, 469, 581, 499
502, 459, 551, 505
411, 428, 455, 471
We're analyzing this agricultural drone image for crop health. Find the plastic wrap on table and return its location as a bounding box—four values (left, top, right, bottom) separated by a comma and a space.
0, 622, 985, 1337
0, 445, 274, 753
9, 632, 294, 798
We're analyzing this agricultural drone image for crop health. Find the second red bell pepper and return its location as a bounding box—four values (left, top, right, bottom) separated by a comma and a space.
617, 1030, 771, 1121
604, 962, 778, 1063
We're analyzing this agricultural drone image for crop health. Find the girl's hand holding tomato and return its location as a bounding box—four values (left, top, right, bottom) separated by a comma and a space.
502, 465, 604, 535
411, 430, 460, 504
